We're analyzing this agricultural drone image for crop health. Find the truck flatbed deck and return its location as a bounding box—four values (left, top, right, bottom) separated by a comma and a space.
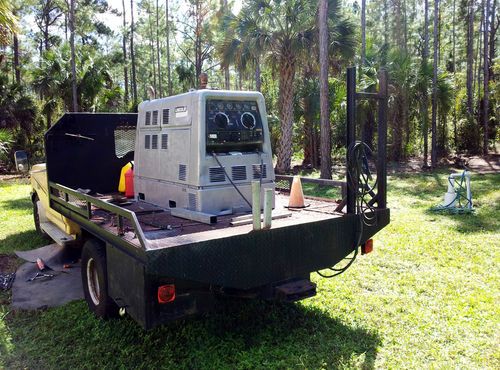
85, 192, 342, 250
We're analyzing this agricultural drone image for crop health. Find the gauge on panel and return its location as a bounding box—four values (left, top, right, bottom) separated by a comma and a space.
240, 112, 256, 129
214, 112, 229, 128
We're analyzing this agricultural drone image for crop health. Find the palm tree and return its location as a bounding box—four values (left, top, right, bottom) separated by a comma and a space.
0, 0, 17, 46
225, 0, 317, 173
431, 0, 439, 167
32, 51, 64, 129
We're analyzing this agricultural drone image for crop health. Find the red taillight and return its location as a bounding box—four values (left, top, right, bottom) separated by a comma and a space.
157, 284, 176, 304
361, 239, 373, 255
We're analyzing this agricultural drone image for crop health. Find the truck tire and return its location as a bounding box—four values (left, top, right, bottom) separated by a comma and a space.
32, 194, 47, 236
81, 239, 118, 319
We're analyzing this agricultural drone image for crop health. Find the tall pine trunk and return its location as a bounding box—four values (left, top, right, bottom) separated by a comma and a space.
223, 0, 230, 90
452, 0, 457, 150
465, 0, 474, 118
69, 0, 78, 112
156, 0, 162, 97
165, 0, 172, 95
13, 33, 20, 85
361, 0, 366, 67
130, 0, 138, 106
319, 0, 331, 179
489, 0, 496, 79
431, 0, 439, 167
483, 0, 490, 154
148, 3, 157, 95
121, 0, 129, 106
422, 0, 429, 167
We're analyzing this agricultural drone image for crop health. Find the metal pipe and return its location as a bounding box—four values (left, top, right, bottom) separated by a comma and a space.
377, 69, 388, 209
346, 67, 357, 214
263, 188, 273, 229
252, 180, 261, 230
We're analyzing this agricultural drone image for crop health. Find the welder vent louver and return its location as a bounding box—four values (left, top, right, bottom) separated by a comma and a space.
161, 134, 168, 149
231, 166, 247, 181
152, 110, 159, 125
209, 167, 226, 183
162, 109, 170, 125
252, 164, 267, 179
188, 193, 197, 210
178, 164, 187, 181
145, 111, 151, 125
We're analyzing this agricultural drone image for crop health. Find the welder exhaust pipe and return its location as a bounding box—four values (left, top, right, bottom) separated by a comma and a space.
252, 180, 261, 230
263, 188, 273, 229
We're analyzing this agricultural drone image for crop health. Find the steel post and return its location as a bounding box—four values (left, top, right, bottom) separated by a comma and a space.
346, 67, 357, 214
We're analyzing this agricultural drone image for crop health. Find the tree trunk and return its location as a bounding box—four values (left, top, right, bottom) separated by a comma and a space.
148, 4, 157, 95
165, 0, 172, 95
194, 0, 203, 80
255, 58, 261, 92
465, 0, 474, 118
275, 54, 296, 174
130, 0, 138, 106
382, 0, 389, 66
489, 0, 496, 79
13, 33, 20, 85
222, 0, 230, 90
452, 0, 457, 150
156, 0, 162, 97
69, 0, 78, 112
361, 0, 366, 67
431, 0, 439, 167
422, 0, 429, 167
121, 0, 129, 106
302, 94, 314, 167
483, 0, 490, 154
318, 0, 331, 179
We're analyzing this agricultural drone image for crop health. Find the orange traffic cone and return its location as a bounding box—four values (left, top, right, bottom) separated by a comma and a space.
288, 176, 305, 208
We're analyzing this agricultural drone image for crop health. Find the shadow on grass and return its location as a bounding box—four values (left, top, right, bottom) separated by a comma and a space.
0, 197, 33, 211
0, 230, 49, 254
5, 299, 381, 369
424, 206, 499, 234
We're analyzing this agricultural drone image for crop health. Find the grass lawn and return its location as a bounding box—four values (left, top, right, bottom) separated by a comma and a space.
0, 172, 499, 369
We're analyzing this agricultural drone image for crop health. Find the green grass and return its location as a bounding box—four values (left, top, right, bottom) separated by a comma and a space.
1, 173, 499, 369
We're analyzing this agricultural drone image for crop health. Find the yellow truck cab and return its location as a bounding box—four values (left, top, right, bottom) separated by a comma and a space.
30, 163, 80, 245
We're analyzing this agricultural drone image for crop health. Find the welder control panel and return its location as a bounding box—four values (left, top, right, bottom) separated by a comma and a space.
206, 99, 264, 151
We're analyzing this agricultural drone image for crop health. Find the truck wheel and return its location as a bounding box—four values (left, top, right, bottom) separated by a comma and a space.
32, 194, 47, 236
81, 239, 118, 319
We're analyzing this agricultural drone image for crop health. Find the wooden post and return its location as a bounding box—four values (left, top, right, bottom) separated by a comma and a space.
263, 189, 273, 229
252, 181, 261, 230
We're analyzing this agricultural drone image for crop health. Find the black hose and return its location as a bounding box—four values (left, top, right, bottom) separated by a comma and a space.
317, 141, 377, 278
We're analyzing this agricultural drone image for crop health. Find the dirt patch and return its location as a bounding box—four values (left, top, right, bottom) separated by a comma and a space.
388, 154, 500, 175
0, 254, 20, 273
0, 173, 30, 183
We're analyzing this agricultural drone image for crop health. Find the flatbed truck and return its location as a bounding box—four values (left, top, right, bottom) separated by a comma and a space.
29, 69, 390, 329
